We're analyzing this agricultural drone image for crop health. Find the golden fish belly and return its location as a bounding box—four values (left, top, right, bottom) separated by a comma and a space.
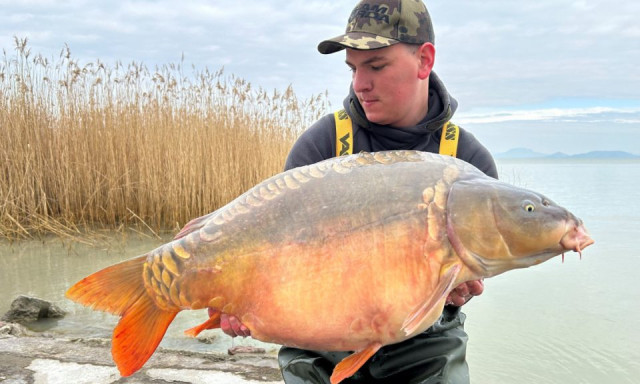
180, 211, 449, 351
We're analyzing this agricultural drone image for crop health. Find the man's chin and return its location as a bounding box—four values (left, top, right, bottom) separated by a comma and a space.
363, 109, 388, 125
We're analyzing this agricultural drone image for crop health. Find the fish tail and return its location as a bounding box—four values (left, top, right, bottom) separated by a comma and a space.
66, 256, 149, 315
66, 255, 179, 376
112, 293, 177, 376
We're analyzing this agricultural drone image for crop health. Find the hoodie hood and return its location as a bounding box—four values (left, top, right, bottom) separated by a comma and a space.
343, 71, 458, 150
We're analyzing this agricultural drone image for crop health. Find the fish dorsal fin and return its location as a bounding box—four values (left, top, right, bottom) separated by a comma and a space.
330, 342, 382, 384
401, 263, 461, 336
174, 212, 216, 239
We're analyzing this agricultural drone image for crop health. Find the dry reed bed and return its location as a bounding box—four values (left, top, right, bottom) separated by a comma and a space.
1, 37, 329, 240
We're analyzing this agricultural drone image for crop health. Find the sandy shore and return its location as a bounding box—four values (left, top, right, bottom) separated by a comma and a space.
0, 329, 283, 384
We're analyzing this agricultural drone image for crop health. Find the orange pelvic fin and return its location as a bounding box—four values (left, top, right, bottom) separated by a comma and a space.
330, 342, 382, 384
184, 309, 221, 337
66, 255, 179, 376
401, 263, 461, 336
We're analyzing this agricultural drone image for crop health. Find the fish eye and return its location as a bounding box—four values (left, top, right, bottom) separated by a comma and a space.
523, 201, 536, 212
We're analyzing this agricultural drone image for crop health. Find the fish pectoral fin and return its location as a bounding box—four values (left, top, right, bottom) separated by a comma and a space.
184, 310, 221, 337
401, 263, 461, 336
112, 295, 178, 376
330, 342, 382, 384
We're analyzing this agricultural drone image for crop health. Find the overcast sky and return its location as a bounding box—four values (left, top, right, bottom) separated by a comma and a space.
2, 0, 639, 155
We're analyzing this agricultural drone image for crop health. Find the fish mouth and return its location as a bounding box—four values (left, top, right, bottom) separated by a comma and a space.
559, 222, 595, 260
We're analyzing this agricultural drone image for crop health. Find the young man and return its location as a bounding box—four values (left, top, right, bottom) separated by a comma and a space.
222, 1, 497, 382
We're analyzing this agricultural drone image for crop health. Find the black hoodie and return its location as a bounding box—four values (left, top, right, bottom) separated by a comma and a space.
284, 72, 497, 179
279, 72, 496, 383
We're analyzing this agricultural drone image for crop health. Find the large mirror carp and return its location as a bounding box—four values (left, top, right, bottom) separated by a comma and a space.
67, 150, 594, 383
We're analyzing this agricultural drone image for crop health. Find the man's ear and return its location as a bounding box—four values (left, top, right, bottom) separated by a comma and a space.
417, 43, 435, 80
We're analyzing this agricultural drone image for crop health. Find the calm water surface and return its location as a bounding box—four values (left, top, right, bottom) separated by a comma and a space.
464, 159, 639, 384
0, 234, 278, 355
1, 158, 638, 383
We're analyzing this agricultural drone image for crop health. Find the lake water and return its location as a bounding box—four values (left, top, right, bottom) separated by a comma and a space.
1, 158, 638, 383
464, 158, 640, 384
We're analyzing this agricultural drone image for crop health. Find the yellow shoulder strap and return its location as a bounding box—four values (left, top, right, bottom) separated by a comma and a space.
439, 121, 459, 157
334, 111, 458, 157
334, 109, 353, 156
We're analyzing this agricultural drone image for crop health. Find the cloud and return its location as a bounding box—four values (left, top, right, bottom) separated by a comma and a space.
431, 0, 640, 108
458, 104, 640, 155
1, 0, 638, 156
457, 106, 640, 125
1, 0, 639, 144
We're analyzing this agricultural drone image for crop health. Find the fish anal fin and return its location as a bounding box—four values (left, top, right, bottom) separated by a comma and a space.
401, 263, 461, 336
184, 310, 221, 337
112, 295, 178, 376
330, 342, 382, 384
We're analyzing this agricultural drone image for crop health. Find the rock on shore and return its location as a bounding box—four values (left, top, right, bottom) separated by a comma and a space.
0, 330, 283, 384
1, 295, 66, 323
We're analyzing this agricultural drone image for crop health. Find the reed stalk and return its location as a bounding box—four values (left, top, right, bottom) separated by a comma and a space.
0, 37, 330, 240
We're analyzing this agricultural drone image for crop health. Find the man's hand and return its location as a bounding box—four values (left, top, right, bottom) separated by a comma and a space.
218, 311, 251, 338
446, 279, 484, 307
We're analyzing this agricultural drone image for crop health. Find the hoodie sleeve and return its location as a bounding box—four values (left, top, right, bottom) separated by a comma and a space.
284, 114, 336, 171
456, 128, 498, 179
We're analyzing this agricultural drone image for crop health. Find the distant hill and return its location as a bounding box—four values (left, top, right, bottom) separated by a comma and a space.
494, 148, 640, 159
494, 148, 547, 159
570, 151, 639, 159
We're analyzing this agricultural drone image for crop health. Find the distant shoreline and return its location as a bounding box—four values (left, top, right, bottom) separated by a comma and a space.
493, 148, 640, 160
495, 157, 640, 163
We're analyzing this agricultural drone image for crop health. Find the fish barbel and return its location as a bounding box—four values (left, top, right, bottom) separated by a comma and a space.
66, 150, 594, 383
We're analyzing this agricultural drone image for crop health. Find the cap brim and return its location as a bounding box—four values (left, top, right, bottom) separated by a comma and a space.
317, 32, 400, 54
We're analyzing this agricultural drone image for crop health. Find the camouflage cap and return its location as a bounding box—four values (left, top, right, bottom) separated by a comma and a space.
318, 0, 434, 54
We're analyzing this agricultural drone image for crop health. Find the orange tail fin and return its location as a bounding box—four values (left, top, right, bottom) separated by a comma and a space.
66, 255, 179, 376
66, 256, 151, 315
112, 294, 177, 376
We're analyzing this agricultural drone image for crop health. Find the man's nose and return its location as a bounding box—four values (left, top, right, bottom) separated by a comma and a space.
352, 69, 372, 93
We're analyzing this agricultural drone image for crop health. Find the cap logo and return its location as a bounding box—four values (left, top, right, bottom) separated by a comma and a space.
349, 4, 390, 26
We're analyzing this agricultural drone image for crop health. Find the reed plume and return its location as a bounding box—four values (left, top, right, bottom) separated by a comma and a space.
0, 37, 330, 240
